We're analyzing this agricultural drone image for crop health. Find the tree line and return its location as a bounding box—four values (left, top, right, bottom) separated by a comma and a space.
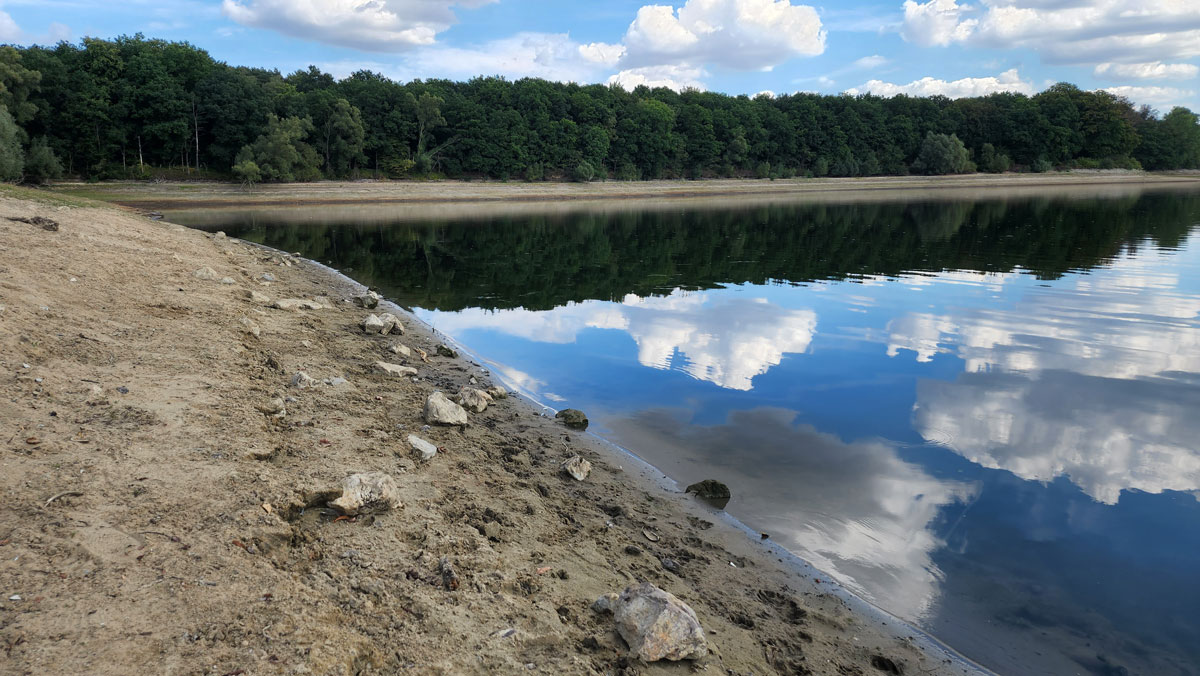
2, 34, 1199, 184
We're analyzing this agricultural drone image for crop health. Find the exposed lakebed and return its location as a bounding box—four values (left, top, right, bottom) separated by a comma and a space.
170, 185, 1200, 675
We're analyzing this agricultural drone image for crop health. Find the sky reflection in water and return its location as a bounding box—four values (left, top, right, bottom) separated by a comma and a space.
176, 189, 1200, 676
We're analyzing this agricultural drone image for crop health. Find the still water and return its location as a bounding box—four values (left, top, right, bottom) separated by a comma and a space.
173, 186, 1200, 675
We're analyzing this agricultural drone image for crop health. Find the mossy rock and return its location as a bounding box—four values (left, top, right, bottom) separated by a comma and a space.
555, 408, 589, 430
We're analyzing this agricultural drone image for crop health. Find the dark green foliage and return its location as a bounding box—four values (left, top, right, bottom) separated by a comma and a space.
0, 36, 1195, 181
0, 105, 23, 180
24, 136, 62, 183
234, 115, 321, 182
912, 132, 971, 175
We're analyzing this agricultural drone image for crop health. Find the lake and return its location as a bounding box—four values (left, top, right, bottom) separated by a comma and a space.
170, 184, 1200, 676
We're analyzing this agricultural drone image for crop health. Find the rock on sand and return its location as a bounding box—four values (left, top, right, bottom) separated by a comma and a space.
562, 455, 591, 481
455, 387, 492, 413
423, 391, 468, 426
328, 472, 401, 515
375, 361, 418, 378
613, 582, 708, 662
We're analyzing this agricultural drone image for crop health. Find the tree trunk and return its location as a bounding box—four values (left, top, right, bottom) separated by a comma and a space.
193, 97, 200, 173
138, 136, 144, 171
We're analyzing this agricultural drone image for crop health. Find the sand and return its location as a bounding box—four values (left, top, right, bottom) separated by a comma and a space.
0, 187, 984, 675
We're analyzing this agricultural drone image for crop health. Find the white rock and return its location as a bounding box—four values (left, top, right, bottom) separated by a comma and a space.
562, 456, 592, 481
376, 312, 403, 335
613, 583, 708, 662
486, 386, 508, 400
455, 387, 492, 413
219, 277, 235, 285
256, 397, 286, 418
193, 266, 219, 281
375, 361, 417, 378
247, 290, 271, 304
273, 298, 323, 311
329, 472, 401, 515
353, 291, 381, 309
259, 272, 276, 282
389, 343, 412, 358
327, 377, 349, 387
238, 317, 261, 339
408, 434, 438, 461
291, 371, 318, 388
423, 391, 469, 426
362, 314, 386, 333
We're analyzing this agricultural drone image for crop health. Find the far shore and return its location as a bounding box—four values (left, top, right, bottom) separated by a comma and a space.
48, 171, 1200, 215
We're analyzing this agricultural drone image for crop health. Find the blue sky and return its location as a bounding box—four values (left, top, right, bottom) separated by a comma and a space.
3, 0, 1198, 112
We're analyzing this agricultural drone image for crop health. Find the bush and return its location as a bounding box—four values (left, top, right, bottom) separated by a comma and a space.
912, 132, 971, 175
24, 137, 62, 183
232, 160, 262, 188
0, 105, 24, 181
614, 162, 639, 181
1031, 157, 1053, 173
572, 160, 595, 182
754, 161, 770, 179
525, 162, 544, 182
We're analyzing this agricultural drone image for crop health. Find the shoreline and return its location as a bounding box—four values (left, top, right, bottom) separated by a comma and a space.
0, 192, 983, 674
49, 171, 1200, 213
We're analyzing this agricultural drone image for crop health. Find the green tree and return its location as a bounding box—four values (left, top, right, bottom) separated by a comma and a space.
24, 136, 62, 183
912, 132, 971, 175
320, 98, 366, 177
0, 105, 24, 180
0, 46, 42, 125
234, 114, 321, 181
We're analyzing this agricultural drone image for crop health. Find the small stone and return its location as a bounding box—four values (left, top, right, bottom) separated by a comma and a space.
625, 545, 642, 556
272, 298, 323, 311
259, 272, 276, 282
328, 472, 401, 515
389, 343, 412, 357
256, 397, 286, 418
660, 557, 682, 574
375, 361, 417, 378
219, 277, 235, 285
613, 582, 708, 662
455, 387, 492, 413
562, 455, 591, 481
592, 593, 619, 614
423, 392, 469, 426
327, 377, 349, 387
353, 291, 381, 309
362, 313, 402, 335
238, 317, 260, 339
213, 231, 226, 238
193, 266, 219, 281
486, 386, 508, 400
247, 290, 271, 304
362, 314, 386, 333
8, 594, 21, 601
408, 434, 438, 461
291, 371, 318, 388
556, 409, 589, 430
436, 345, 457, 358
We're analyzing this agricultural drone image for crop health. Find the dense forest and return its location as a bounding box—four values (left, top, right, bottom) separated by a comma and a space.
206, 192, 1200, 311
2, 35, 1200, 184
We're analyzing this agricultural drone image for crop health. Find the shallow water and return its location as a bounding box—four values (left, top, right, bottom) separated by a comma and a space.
172, 186, 1200, 676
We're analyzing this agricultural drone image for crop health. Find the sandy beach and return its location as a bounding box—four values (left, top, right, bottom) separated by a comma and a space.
0, 187, 984, 675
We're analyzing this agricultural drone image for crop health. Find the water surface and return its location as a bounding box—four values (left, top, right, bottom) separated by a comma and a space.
172, 186, 1200, 676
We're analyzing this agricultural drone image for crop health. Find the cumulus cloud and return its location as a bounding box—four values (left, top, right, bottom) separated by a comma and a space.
847, 67, 1035, 98
901, 0, 977, 47
617, 0, 826, 71
900, 0, 1200, 69
0, 10, 21, 42
1102, 85, 1197, 111
1095, 61, 1200, 81
608, 64, 708, 92
408, 32, 604, 82
850, 54, 890, 70
578, 41, 625, 67
221, 0, 496, 51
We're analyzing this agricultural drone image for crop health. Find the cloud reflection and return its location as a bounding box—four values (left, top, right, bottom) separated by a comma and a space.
606, 407, 977, 621
887, 250, 1200, 503
427, 289, 817, 390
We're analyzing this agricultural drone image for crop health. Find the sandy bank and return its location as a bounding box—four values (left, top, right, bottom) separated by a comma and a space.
0, 190, 981, 675
50, 172, 1200, 215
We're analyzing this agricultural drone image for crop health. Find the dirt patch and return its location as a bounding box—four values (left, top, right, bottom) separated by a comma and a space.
0, 196, 976, 674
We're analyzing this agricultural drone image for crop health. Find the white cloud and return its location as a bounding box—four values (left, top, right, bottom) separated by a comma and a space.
847, 67, 1035, 98
0, 10, 22, 42
411, 32, 602, 82
900, 0, 1200, 70
618, 0, 826, 71
901, 0, 977, 47
1095, 61, 1200, 81
221, 0, 496, 52
1102, 85, 1197, 111
578, 41, 625, 67
608, 64, 708, 92
850, 54, 890, 70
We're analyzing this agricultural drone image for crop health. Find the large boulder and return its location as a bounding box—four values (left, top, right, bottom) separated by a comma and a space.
613, 583, 708, 662
685, 479, 731, 509
556, 408, 589, 430
362, 312, 403, 335
328, 472, 401, 515
455, 386, 492, 413
423, 391, 468, 426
